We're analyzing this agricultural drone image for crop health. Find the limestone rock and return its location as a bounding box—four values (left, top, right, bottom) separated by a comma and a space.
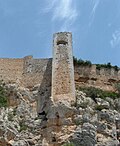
0, 85, 120, 146
70, 123, 97, 146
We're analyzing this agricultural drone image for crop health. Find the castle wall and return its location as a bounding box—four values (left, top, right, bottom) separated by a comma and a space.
52, 32, 75, 103
0, 56, 52, 88
74, 65, 120, 91
22, 56, 52, 88
0, 56, 120, 92
0, 58, 24, 83
21, 56, 52, 113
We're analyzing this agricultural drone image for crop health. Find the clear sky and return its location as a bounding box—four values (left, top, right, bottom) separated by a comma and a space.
0, 0, 120, 66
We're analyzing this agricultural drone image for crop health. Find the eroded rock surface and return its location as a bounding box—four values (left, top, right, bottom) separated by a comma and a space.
0, 84, 120, 146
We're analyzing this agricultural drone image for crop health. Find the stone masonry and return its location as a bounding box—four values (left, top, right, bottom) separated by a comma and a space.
52, 32, 75, 103
0, 32, 120, 92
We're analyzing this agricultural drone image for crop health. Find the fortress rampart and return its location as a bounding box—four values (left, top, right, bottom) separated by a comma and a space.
0, 32, 120, 92
74, 65, 120, 91
0, 56, 120, 91
0, 58, 23, 84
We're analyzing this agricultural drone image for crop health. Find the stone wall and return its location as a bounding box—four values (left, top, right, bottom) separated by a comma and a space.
22, 56, 52, 88
0, 58, 24, 84
0, 56, 52, 89
0, 56, 120, 92
75, 64, 120, 91
52, 32, 75, 103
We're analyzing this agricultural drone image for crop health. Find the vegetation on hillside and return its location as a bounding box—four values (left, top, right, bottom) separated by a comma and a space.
62, 143, 74, 146
0, 81, 7, 108
96, 62, 119, 71
73, 56, 92, 67
73, 56, 119, 71
77, 86, 119, 100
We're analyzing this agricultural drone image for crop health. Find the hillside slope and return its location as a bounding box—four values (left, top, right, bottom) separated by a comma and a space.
0, 83, 120, 146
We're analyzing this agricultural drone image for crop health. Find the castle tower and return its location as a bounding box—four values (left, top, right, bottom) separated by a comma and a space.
52, 32, 75, 103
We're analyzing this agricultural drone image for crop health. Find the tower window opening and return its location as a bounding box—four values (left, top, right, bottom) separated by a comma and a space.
57, 40, 68, 46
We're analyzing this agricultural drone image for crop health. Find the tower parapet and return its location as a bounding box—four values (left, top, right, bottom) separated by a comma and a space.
52, 32, 75, 103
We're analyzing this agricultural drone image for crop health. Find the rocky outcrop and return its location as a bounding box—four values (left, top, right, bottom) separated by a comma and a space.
0, 84, 120, 146
70, 91, 120, 146
39, 90, 120, 146
0, 84, 42, 146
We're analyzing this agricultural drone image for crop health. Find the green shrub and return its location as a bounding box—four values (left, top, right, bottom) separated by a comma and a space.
101, 91, 119, 100
114, 65, 119, 71
74, 119, 83, 126
8, 112, 14, 121
79, 101, 89, 108
73, 57, 119, 71
0, 84, 7, 108
73, 57, 92, 67
19, 121, 28, 132
96, 63, 119, 71
62, 143, 74, 146
78, 87, 119, 101
94, 105, 108, 111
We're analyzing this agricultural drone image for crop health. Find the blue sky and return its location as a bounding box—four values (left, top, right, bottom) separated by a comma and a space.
0, 0, 120, 66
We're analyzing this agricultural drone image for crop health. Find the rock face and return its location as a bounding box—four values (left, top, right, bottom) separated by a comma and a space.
0, 84, 120, 146
0, 83, 42, 146
70, 123, 97, 146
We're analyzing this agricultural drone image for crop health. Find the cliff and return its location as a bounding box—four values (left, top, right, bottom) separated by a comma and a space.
0, 32, 120, 146
0, 83, 120, 146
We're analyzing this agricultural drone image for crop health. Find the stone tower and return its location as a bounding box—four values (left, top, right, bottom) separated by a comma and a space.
52, 32, 75, 103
